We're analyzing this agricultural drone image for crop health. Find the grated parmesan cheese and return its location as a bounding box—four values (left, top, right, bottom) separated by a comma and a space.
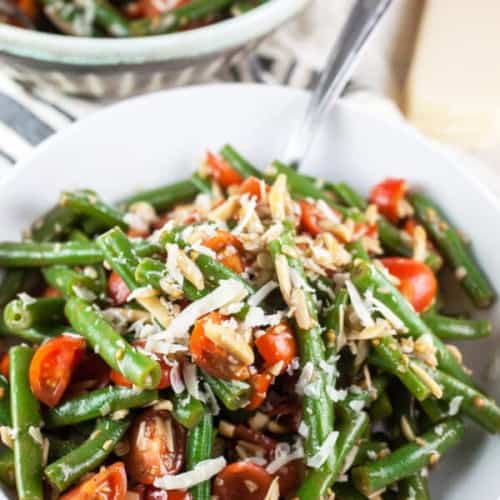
345, 280, 374, 328
307, 431, 339, 469
154, 457, 226, 490
248, 281, 279, 307
266, 442, 304, 474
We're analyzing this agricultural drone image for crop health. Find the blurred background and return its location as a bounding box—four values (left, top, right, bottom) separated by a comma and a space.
1, 0, 499, 196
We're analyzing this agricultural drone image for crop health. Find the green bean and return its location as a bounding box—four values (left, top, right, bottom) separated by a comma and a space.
31, 205, 78, 242
46, 434, 84, 462
130, 0, 235, 36
351, 261, 474, 386
346, 240, 369, 262
352, 440, 390, 467
94, 0, 130, 36
324, 288, 348, 357
122, 179, 199, 210
416, 362, 500, 433
0, 241, 102, 267
422, 311, 491, 340
230, 0, 266, 15
97, 227, 139, 290
187, 411, 214, 500
202, 372, 250, 411
171, 392, 205, 429
45, 417, 130, 491
397, 472, 430, 500
10, 345, 43, 500
268, 221, 333, 465
0, 447, 15, 487
334, 483, 366, 500
191, 173, 212, 195
0, 270, 25, 308
60, 190, 127, 230
371, 337, 430, 402
351, 418, 464, 496
419, 398, 449, 423
0, 376, 10, 426
410, 192, 495, 307
0, 325, 64, 344
220, 144, 263, 179
136, 257, 208, 302
44, 385, 158, 427
65, 297, 161, 389
4, 297, 65, 332
42, 265, 99, 298
370, 390, 393, 420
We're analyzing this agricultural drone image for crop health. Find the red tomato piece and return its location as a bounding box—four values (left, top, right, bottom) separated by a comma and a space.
275, 459, 304, 498
380, 257, 437, 313
246, 373, 272, 411
0, 354, 8, 379
61, 462, 127, 500
220, 253, 245, 274
42, 286, 62, 298
107, 272, 131, 306
213, 462, 274, 500
299, 200, 323, 236
203, 231, 244, 253
125, 409, 186, 485
110, 341, 170, 389
255, 322, 297, 374
29, 336, 86, 407
404, 218, 417, 236
369, 178, 407, 223
190, 312, 250, 381
205, 151, 243, 188
239, 177, 268, 200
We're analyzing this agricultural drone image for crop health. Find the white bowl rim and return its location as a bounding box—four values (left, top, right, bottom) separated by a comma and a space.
0, 0, 308, 65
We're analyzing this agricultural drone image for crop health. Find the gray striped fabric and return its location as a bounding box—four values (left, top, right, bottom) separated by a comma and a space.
0, 52, 318, 172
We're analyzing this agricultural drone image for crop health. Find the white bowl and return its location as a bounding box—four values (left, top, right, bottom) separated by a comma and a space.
1, 84, 499, 499
0, 0, 309, 98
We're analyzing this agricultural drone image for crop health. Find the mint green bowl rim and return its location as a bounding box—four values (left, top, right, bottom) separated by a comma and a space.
0, 0, 309, 66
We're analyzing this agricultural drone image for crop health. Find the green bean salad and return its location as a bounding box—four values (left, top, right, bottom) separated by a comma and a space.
0, 145, 497, 500
1, 0, 265, 37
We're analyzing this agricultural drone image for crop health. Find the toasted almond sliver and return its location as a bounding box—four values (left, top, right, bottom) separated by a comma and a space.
208, 196, 238, 221
410, 362, 443, 399
292, 288, 314, 330
138, 296, 173, 329
177, 251, 205, 290
413, 225, 428, 262
269, 174, 287, 222
275, 254, 292, 303
204, 321, 255, 365
263, 477, 280, 500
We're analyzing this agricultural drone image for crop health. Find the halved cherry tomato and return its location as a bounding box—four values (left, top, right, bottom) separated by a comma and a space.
299, 200, 323, 236
213, 462, 274, 500
61, 462, 126, 500
0, 354, 8, 379
29, 336, 86, 407
43, 286, 62, 298
144, 488, 191, 500
404, 218, 417, 236
203, 231, 245, 273
107, 272, 130, 306
239, 177, 268, 200
110, 341, 170, 389
190, 312, 249, 381
205, 151, 243, 188
69, 351, 110, 394
380, 257, 437, 313
255, 322, 297, 374
275, 459, 304, 498
203, 231, 244, 253
370, 178, 407, 223
246, 372, 272, 411
125, 409, 186, 485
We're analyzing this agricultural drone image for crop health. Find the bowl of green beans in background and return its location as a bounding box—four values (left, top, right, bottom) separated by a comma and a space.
0, 0, 309, 98
0, 83, 499, 499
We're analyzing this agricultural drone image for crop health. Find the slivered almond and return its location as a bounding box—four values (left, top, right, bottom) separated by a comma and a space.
400, 415, 416, 441
446, 344, 463, 364
397, 198, 414, 218
347, 319, 396, 341
208, 196, 238, 221
412, 225, 427, 262
138, 296, 173, 329
263, 477, 280, 500
269, 174, 287, 221
275, 254, 292, 303
410, 362, 443, 398
204, 321, 254, 365
291, 288, 313, 330
177, 251, 204, 290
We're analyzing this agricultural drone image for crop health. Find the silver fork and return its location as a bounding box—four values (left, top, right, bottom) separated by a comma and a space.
282, 0, 393, 169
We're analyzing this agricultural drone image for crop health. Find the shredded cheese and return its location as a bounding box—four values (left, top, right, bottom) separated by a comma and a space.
307, 431, 339, 469
345, 280, 374, 327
